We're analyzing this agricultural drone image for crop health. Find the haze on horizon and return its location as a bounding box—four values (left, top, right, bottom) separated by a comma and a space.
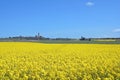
0, 0, 120, 38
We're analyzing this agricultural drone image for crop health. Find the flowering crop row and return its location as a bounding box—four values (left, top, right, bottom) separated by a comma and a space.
0, 42, 120, 80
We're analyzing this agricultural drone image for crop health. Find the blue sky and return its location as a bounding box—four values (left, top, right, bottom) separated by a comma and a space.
0, 0, 120, 38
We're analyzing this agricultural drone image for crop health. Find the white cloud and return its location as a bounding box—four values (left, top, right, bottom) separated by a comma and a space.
86, 2, 94, 7
113, 29, 120, 32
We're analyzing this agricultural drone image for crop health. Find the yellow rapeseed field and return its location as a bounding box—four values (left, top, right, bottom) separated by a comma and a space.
0, 42, 120, 80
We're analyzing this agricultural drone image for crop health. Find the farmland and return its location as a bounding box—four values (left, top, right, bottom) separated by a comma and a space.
0, 42, 120, 80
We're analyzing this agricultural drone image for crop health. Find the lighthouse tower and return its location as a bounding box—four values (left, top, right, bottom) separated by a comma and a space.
37, 33, 40, 40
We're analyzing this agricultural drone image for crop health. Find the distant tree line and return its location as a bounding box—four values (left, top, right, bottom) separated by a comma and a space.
0, 33, 120, 41
7, 35, 92, 41
79, 36, 91, 41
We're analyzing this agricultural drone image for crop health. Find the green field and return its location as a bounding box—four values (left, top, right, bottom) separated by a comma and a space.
1, 39, 120, 44
38, 40, 120, 44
